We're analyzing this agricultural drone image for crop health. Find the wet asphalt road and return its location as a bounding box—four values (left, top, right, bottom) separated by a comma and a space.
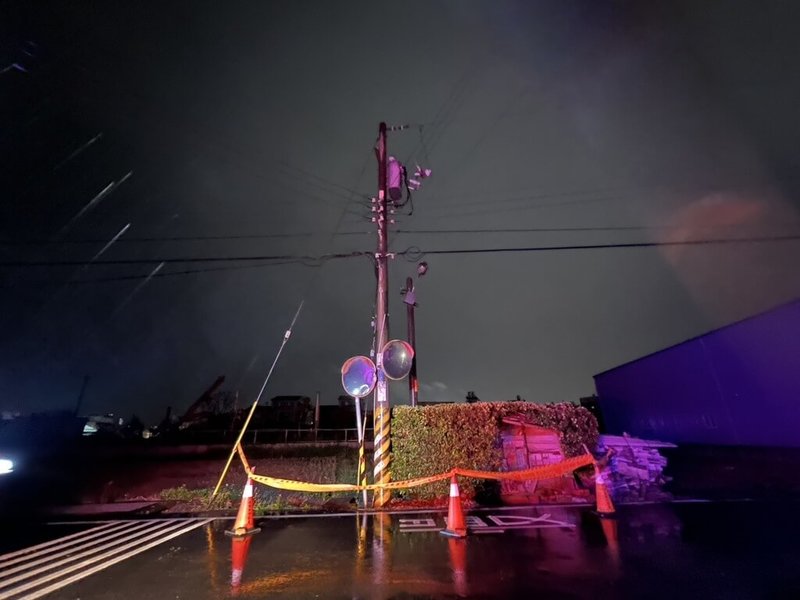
5, 501, 800, 599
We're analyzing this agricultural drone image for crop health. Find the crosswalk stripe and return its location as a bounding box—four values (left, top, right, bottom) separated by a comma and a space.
0, 519, 212, 600
0, 520, 163, 579
0, 520, 183, 595
16, 519, 214, 600
0, 522, 122, 565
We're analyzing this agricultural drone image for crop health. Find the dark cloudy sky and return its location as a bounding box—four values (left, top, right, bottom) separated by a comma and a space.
2, 1, 800, 423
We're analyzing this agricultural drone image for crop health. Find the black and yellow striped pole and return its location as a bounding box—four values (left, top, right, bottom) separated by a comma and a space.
354, 395, 368, 507
372, 401, 391, 507
357, 440, 367, 500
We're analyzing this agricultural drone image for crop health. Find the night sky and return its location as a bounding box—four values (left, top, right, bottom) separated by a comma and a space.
2, 1, 800, 424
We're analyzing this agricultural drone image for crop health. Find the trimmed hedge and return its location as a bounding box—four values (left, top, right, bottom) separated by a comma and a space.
391, 401, 598, 499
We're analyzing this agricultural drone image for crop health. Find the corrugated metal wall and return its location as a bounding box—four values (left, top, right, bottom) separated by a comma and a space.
594, 300, 800, 447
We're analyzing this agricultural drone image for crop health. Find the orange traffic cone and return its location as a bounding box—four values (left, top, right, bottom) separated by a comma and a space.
447, 537, 469, 597
594, 468, 616, 518
226, 474, 261, 537
230, 535, 253, 596
599, 516, 621, 569
440, 474, 467, 538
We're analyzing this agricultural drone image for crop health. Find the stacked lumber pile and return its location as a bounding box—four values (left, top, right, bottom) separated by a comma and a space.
598, 434, 676, 502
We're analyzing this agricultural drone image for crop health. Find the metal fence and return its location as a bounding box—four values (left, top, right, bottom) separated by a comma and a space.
178, 427, 374, 445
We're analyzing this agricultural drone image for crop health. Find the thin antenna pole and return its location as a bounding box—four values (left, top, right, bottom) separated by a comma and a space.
211, 301, 304, 499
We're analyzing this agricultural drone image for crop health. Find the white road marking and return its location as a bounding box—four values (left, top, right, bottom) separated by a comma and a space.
0, 518, 213, 600
0, 522, 123, 565
0, 520, 186, 596
398, 512, 576, 535
1, 520, 157, 576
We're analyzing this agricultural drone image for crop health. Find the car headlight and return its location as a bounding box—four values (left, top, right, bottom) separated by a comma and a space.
0, 458, 14, 475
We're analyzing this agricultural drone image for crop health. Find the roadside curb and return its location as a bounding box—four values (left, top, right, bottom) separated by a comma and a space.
41, 497, 738, 522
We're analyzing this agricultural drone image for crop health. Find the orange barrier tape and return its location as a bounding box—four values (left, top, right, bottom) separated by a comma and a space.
454, 453, 593, 481
244, 453, 593, 494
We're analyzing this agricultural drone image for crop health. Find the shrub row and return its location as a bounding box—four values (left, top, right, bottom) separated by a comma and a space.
391, 401, 598, 499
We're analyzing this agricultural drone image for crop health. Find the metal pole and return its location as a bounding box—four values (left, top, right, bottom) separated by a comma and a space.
210, 301, 304, 500
354, 396, 368, 507
73, 374, 90, 416
405, 276, 418, 407
373, 121, 392, 507
314, 391, 320, 441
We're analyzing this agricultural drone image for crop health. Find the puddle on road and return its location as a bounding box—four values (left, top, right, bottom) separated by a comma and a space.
205, 505, 686, 599
36, 502, 800, 599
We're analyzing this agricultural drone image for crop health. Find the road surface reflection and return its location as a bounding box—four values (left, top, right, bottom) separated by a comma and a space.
213, 504, 683, 599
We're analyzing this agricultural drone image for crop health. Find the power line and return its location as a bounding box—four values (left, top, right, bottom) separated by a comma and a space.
9, 223, 799, 247
395, 226, 664, 235
278, 161, 369, 199
421, 194, 617, 219
396, 233, 800, 257
0, 250, 371, 268
0, 231, 374, 245
419, 178, 796, 213
394, 225, 800, 235
66, 259, 305, 284
7, 233, 799, 275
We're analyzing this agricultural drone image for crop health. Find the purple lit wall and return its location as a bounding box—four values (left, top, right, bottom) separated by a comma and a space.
594, 299, 800, 447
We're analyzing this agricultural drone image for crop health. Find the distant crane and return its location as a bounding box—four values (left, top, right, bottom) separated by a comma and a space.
179, 375, 226, 429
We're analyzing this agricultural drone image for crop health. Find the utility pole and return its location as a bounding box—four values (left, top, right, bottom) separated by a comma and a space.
74, 374, 90, 416
372, 122, 392, 508
314, 391, 320, 440
403, 277, 418, 407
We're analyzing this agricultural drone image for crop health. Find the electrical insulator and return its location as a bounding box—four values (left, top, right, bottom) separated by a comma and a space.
387, 156, 404, 202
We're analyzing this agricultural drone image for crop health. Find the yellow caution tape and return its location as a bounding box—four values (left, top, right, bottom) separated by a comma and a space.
249, 474, 360, 493
250, 470, 453, 493
243, 453, 594, 494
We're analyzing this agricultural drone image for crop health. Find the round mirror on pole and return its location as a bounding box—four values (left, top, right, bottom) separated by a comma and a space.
341, 355, 378, 397
380, 339, 415, 380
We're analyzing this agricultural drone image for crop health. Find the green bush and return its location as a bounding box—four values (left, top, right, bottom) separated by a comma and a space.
392, 402, 598, 499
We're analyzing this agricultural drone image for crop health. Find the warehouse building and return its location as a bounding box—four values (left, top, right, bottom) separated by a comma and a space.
594, 299, 800, 447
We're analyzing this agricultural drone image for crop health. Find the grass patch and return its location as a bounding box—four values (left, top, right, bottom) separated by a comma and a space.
157, 450, 364, 513
159, 484, 234, 508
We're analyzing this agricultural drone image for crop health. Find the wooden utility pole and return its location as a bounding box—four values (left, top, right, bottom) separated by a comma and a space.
372, 122, 391, 507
